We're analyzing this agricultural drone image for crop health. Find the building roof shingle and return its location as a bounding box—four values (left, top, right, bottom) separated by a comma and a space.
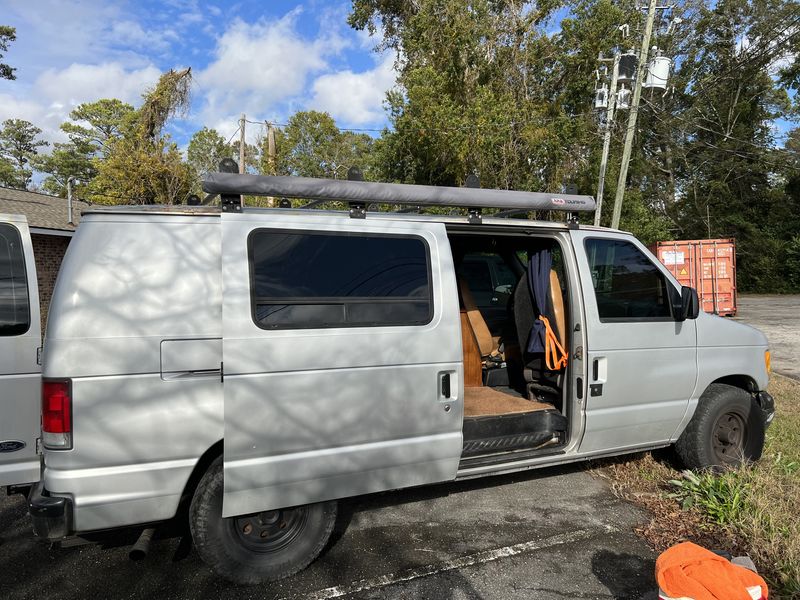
0, 186, 91, 232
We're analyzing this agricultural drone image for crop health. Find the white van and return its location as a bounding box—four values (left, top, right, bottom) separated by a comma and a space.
0, 174, 774, 584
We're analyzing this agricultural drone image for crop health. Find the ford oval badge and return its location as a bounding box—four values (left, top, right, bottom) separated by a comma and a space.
0, 440, 26, 453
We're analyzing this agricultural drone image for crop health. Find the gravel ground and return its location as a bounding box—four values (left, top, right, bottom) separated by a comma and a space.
735, 294, 800, 380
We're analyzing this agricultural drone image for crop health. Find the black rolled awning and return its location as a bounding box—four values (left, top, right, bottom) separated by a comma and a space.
202, 173, 595, 213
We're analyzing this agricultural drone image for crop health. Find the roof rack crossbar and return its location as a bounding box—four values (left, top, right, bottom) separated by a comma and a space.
299, 198, 328, 209
495, 208, 530, 218
202, 173, 595, 213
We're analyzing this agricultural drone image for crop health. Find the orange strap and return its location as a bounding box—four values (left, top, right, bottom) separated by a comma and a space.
538, 315, 568, 371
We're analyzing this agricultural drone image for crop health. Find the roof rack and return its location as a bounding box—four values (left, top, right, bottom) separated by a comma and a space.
202, 172, 595, 221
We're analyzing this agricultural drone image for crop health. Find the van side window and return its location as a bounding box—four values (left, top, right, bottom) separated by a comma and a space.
0, 223, 30, 336
249, 230, 432, 329
585, 238, 671, 321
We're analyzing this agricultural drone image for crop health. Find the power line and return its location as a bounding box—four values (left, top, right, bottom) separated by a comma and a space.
225, 125, 241, 145
243, 113, 605, 135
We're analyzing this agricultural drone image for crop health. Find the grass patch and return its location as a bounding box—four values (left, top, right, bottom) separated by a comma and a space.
599, 374, 800, 599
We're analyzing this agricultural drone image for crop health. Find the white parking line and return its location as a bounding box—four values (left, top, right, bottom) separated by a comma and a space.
288, 528, 599, 600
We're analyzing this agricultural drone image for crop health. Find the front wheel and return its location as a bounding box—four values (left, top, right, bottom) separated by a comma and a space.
189, 457, 337, 584
675, 383, 766, 470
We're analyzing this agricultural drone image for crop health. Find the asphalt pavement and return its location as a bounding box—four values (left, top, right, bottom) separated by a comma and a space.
735, 294, 800, 380
0, 465, 658, 600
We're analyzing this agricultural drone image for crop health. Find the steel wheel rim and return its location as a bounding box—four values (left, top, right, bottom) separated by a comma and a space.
231, 506, 309, 553
712, 410, 747, 463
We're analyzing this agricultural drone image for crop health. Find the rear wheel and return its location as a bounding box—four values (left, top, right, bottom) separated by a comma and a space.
189, 457, 337, 584
675, 383, 765, 470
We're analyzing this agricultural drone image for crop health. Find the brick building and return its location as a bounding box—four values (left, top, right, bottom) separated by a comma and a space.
0, 186, 91, 328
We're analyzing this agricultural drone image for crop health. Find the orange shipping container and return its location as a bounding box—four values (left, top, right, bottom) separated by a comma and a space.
653, 239, 737, 316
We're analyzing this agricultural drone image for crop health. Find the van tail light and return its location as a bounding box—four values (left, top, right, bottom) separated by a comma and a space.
42, 379, 72, 450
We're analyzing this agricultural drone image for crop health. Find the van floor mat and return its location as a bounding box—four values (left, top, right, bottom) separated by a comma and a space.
462, 410, 567, 458
464, 386, 553, 417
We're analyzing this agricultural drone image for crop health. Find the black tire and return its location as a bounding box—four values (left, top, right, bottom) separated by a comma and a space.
675, 383, 765, 470
189, 457, 337, 584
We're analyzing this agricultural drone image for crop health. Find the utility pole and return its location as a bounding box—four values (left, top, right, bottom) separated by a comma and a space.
594, 54, 620, 227
266, 121, 276, 207
610, 0, 660, 230
239, 113, 246, 208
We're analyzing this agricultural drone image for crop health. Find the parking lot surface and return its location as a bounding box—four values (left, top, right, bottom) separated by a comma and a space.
735, 294, 800, 380
1, 465, 657, 600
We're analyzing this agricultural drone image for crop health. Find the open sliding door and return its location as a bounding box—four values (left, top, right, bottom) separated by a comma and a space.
221, 212, 463, 517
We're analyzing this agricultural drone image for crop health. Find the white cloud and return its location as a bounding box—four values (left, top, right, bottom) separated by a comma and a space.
1, 0, 124, 65
309, 54, 396, 125
195, 9, 349, 131
109, 20, 174, 53
35, 63, 161, 109
0, 94, 48, 126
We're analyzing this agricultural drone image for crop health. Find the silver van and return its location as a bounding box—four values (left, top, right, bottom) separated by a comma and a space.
1, 174, 774, 584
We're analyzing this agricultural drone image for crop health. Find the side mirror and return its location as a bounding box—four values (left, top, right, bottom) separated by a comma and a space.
674, 285, 700, 321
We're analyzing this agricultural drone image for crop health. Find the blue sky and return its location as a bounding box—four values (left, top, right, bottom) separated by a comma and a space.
0, 0, 394, 147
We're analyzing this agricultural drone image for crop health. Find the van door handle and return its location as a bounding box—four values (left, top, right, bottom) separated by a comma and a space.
591, 357, 607, 397
441, 373, 451, 398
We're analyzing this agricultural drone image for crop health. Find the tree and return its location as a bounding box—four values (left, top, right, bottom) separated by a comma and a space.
187, 127, 235, 177
0, 25, 16, 80
90, 69, 194, 204
32, 140, 97, 197
265, 111, 374, 179
664, 0, 797, 291
349, 0, 618, 192
29, 99, 136, 197
61, 99, 136, 156
0, 119, 49, 189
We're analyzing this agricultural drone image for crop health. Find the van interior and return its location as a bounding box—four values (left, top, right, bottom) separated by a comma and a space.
449, 233, 571, 464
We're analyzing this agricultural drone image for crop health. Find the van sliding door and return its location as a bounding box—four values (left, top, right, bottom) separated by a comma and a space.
0, 215, 41, 487
220, 213, 463, 517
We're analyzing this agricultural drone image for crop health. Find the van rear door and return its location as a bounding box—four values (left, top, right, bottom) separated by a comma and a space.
0, 214, 41, 487
220, 213, 463, 517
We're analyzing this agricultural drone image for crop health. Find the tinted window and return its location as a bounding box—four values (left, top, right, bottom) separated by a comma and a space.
494, 259, 516, 289
585, 239, 672, 320
249, 230, 432, 329
460, 258, 493, 291
0, 223, 30, 336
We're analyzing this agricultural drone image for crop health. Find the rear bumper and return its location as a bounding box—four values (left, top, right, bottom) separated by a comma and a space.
756, 391, 775, 428
28, 481, 72, 539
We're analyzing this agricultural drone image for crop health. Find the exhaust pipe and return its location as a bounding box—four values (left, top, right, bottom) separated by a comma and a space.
129, 527, 156, 561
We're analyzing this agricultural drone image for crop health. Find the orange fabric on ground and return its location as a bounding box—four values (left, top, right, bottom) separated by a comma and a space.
656, 542, 768, 600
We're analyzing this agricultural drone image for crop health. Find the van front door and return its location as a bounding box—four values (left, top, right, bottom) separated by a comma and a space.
571, 231, 697, 453
220, 213, 463, 517
0, 214, 41, 487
